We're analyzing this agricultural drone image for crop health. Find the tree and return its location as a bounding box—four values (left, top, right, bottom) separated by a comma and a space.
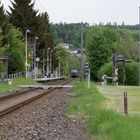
9, 1, 54, 61
1, 23, 25, 73
51, 23, 87, 48
0, 1, 6, 26
8, 26, 25, 73
67, 55, 80, 77
86, 27, 118, 81
113, 29, 138, 61
35, 12, 53, 59
98, 61, 139, 85
8, 0, 38, 33
54, 44, 69, 76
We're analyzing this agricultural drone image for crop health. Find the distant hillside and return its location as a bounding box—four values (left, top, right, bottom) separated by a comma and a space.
51, 23, 89, 48
118, 24, 139, 30
51, 23, 139, 48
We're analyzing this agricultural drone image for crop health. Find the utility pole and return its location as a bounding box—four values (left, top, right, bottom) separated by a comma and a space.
47, 48, 50, 74
50, 50, 53, 74
138, 6, 140, 86
80, 23, 84, 81
25, 29, 30, 78
34, 37, 38, 79
43, 49, 45, 77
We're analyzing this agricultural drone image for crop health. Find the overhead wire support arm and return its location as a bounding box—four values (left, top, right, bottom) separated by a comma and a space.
80, 23, 84, 81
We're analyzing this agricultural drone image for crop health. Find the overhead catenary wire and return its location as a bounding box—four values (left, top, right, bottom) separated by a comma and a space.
33, 0, 39, 12
35, 0, 47, 13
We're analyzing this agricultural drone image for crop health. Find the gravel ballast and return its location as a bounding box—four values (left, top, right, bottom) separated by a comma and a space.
0, 87, 89, 140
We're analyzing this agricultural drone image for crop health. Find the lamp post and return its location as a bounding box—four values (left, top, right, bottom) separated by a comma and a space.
0, 56, 9, 83
47, 47, 50, 74
50, 50, 53, 75
34, 36, 39, 79
25, 29, 30, 78
58, 56, 61, 77
80, 23, 84, 81
42, 49, 45, 77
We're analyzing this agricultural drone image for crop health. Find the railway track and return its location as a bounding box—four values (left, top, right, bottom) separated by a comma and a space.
0, 78, 73, 117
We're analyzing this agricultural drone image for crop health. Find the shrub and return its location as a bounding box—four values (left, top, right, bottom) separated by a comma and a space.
97, 62, 112, 83
125, 62, 138, 85
98, 61, 138, 85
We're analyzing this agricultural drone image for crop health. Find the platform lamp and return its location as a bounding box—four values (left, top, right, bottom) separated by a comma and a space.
47, 47, 50, 74
34, 36, 39, 79
50, 50, 53, 75
25, 29, 31, 78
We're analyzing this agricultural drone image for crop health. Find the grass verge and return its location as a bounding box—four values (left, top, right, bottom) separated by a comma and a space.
66, 81, 140, 139
98, 85, 140, 115
0, 78, 37, 94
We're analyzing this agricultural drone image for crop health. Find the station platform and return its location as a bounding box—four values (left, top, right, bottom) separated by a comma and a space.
35, 77, 65, 82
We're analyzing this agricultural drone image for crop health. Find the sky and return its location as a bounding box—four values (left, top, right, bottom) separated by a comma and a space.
1, 0, 140, 25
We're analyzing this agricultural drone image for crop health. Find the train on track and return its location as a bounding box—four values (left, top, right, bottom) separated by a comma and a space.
70, 68, 78, 78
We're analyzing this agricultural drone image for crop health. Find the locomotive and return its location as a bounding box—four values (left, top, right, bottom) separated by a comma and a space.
70, 68, 78, 78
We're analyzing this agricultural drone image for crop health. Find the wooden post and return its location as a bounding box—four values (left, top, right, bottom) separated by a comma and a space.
124, 92, 128, 115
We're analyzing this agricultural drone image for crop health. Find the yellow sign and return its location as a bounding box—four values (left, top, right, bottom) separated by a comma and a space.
28, 53, 32, 59
25, 62, 27, 66
25, 62, 30, 67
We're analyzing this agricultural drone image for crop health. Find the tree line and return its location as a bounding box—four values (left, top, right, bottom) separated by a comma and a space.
0, 0, 53, 74
52, 22, 139, 85
51, 22, 139, 48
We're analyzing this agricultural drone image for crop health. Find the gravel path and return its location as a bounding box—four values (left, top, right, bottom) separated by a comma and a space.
0, 87, 90, 140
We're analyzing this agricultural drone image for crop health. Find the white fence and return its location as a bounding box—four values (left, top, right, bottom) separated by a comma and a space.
8, 72, 24, 80
0, 72, 24, 83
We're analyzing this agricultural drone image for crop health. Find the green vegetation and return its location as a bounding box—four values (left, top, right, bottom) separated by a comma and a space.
8, 0, 37, 33
0, 84, 19, 94
0, 78, 37, 94
53, 44, 80, 76
0, 0, 53, 75
51, 23, 88, 48
98, 61, 139, 85
0, 0, 139, 84
54, 44, 69, 76
98, 85, 140, 115
12, 77, 37, 85
86, 26, 138, 82
67, 82, 140, 139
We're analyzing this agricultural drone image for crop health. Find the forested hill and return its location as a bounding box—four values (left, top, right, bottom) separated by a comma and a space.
51, 23, 139, 48
51, 23, 89, 48
118, 24, 139, 30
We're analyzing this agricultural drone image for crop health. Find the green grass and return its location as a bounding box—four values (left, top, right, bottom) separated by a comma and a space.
0, 78, 37, 94
12, 77, 37, 85
98, 85, 140, 115
67, 81, 140, 139
0, 84, 19, 94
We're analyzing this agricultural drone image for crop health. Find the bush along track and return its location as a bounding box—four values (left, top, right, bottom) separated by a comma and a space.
67, 81, 140, 140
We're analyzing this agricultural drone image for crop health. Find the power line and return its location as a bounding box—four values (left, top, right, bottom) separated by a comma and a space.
34, 0, 40, 12
36, 0, 47, 13
80, 23, 84, 81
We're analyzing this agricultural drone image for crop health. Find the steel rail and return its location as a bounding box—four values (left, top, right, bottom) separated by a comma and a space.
0, 87, 41, 101
0, 78, 73, 117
